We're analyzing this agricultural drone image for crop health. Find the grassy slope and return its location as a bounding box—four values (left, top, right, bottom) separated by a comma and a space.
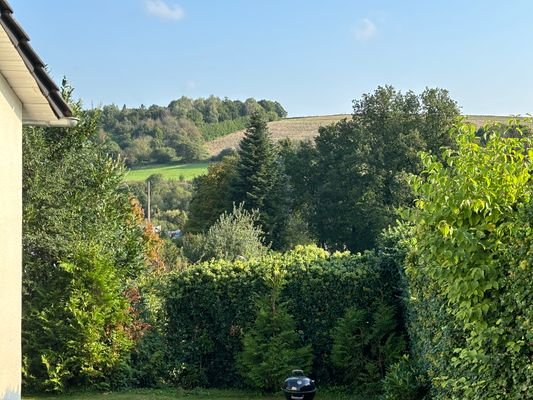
205, 114, 520, 157
205, 114, 349, 157
125, 162, 210, 182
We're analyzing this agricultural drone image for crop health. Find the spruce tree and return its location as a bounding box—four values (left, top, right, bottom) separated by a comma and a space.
230, 113, 290, 249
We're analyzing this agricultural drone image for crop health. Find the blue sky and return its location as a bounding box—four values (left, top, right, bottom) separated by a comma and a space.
9, 0, 533, 117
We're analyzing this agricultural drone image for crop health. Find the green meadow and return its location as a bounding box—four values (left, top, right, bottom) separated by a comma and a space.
124, 162, 210, 182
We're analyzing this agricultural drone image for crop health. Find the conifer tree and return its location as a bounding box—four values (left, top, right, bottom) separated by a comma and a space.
230, 113, 290, 249
237, 267, 312, 391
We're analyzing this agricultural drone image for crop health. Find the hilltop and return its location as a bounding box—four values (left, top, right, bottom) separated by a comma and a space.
205, 114, 518, 157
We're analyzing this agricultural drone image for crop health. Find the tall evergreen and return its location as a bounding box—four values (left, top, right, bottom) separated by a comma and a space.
230, 113, 289, 249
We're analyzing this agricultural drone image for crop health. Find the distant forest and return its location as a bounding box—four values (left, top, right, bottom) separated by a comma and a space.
97, 96, 287, 166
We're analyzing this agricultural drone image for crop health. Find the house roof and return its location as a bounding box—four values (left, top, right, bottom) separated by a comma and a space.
0, 0, 76, 126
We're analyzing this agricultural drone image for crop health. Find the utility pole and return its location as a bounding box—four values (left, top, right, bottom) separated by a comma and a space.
147, 180, 151, 223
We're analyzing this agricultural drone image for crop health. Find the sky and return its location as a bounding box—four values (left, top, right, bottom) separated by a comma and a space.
8, 0, 533, 117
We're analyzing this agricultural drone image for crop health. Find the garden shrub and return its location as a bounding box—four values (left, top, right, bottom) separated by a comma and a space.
130, 328, 168, 387
381, 356, 430, 400
165, 257, 269, 387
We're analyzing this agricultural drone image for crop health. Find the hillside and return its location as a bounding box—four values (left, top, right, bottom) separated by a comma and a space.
205, 114, 349, 157
205, 114, 519, 157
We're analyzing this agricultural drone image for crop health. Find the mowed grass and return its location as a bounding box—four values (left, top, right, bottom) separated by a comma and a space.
23, 388, 355, 400
124, 162, 210, 182
22, 388, 266, 400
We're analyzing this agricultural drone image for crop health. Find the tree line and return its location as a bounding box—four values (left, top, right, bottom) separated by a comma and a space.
97, 96, 287, 166
185, 86, 460, 253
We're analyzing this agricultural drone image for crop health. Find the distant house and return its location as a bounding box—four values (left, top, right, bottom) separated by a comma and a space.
0, 1, 75, 399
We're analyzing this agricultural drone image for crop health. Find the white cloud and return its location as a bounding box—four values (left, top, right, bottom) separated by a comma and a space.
354, 18, 377, 41
145, 0, 184, 21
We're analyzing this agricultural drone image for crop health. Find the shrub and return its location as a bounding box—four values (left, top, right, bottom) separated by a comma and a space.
381, 356, 430, 400
23, 244, 134, 392
151, 146, 177, 163
331, 303, 406, 394
181, 204, 267, 263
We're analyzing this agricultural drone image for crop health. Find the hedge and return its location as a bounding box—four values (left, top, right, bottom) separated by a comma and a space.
164, 245, 403, 388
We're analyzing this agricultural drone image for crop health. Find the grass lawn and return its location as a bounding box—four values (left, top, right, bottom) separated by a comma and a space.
124, 162, 210, 182
22, 388, 358, 400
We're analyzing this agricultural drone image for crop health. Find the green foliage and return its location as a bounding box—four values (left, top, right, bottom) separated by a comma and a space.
229, 113, 291, 249
164, 245, 403, 388
282, 211, 316, 248
282, 86, 459, 252
200, 116, 250, 141
237, 269, 312, 392
99, 97, 286, 167
182, 203, 267, 263
129, 174, 192, 214
331, 303, 406, 394
186, 155, 238, 233
405, 122, 533, 399
125, 174, 192, 232
381, 356, 430, 400
130, 329, 168, 387
22, 87, 149, 392
180, 233, 207, 264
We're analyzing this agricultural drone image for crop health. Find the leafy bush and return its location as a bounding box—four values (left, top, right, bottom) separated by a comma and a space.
181, 203, 267, 263
23, 244, 134, 392
130, 329, 168, 387
405, 123, 533, 399
381, 356, 430, 400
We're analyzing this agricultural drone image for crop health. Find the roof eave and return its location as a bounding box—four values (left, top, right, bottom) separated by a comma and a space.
0, 0, 75, 126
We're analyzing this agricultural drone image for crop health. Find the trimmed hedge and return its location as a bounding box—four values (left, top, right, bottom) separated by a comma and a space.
164, 245, 403, 388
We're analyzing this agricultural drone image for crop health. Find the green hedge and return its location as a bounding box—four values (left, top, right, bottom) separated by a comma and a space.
164, 245, 403, 388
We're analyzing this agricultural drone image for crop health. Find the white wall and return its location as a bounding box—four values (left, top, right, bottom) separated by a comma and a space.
0, 72, 23, 400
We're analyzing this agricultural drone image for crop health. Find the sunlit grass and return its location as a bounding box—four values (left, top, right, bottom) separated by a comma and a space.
124, 162, 210, 182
